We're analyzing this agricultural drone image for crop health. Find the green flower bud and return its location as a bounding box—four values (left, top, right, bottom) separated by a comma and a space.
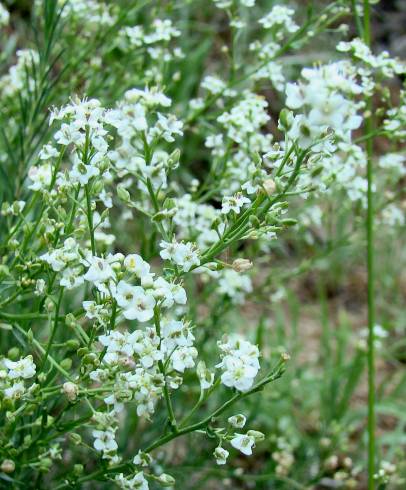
280, 218, 298, 227
7, 347, 20, 361
156, 473, 176, 487
66, 339, 81, 351
278, 108, 294, 131
247, 430, 265, 442
73, 464, 84, 476
60, 358, 72, 370
69, 433, 82, 445
117, 184, 131, 202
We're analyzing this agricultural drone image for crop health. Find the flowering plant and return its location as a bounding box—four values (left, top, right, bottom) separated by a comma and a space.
0, 1, 405, 488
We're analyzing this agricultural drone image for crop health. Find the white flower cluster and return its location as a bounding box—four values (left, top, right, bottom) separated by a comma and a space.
213, 415, 265, 465
384, 90, 406, 141
217, 269, 253, 305
285, 63, 363, 149
0, 2, 9, 26
259, 6, 298, 36
160, 240, 200, 272
337, 38, 405, 81
0, 49, 39, 98
120, 18, 182, 71
217, 335, 260, 391
171, 194, 221, 248
203, 90, 273, 195
57, 0, 115, 29
0, 356, 36, 400
213, 0, 255, 9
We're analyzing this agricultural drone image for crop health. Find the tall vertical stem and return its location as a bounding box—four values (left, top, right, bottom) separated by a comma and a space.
363, 1, 376, 488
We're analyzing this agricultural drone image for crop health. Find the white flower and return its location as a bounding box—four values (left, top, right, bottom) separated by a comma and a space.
70, 161, 100, 185
214, 446, 229, 465
4, 381, 25, 399
217, 269, 253, 304
151, 113, 183, 142
114, 281, 156, 322
171, 346, 197, 373
83, 256, 115, 284
60, 267, 85, 289
159, 240, 200, 272
92, 429, 118, 453
230, 433, 256, 455
153, 277, 187, 307
197, 361, 215, 390
259, 6, 298, 33
217, 335, 260, 391
4, 355, 36, 379
124, 254, 151, 278
221, 193, 251, 214
201, 75, 228, 95
228, 414, 247, 429
125, 86, 171, 108
39, 144, 59, 160
220, 356, 258, 391
28, 164, 53, 191
115, 471, 149, 490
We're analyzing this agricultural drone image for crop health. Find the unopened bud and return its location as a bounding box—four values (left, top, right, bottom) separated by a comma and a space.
263, 179, 276, 196
232, 258, 253, 273
62, 382, 79, 402
280, 218, 297, 227
247, 430, 265, 442
73, 464, 84, 476
278, 108, 294, 131
228, 414, 246, 429
1, 459, 15, 473
281, 352, 291, 362
117, 184, 130, 202
156, 473, 176, 487
60, 358, 72, 370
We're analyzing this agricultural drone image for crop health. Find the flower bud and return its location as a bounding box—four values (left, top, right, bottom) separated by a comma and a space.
280, 218, 297, 227
196, 361, 214, 390
228, 414, 247, 429
232, 258, 253, 273
1, 459, 15, 473
66, 339, 81, 351
263, 179, 276, 196
168, 149, 181, 169
7, 347, 20, 361
60, 358, 72, 370
117, 184, 131, 202
73, 464, 84, 476
213, 446, 229, 465
62, 382, 79, 402
247, 430, 265, 442
278, 109, 294, 131
68, 433, 82, 445
156, 473, 176, 487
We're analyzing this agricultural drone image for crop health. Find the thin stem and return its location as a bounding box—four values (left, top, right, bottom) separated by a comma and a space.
363, 1, 376, 488
85, 184, 96, 256
145, 359, 286, 453
41, 286, 64, 373
154, 307, 177, 430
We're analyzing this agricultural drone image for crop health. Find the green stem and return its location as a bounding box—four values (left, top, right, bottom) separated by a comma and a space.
145, 359, 286, 453
14, 324, 72, 380
41, 286, 64, 373
154, 307, 177, 430
85, 184, 96, 256
363, 1, 376, 488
